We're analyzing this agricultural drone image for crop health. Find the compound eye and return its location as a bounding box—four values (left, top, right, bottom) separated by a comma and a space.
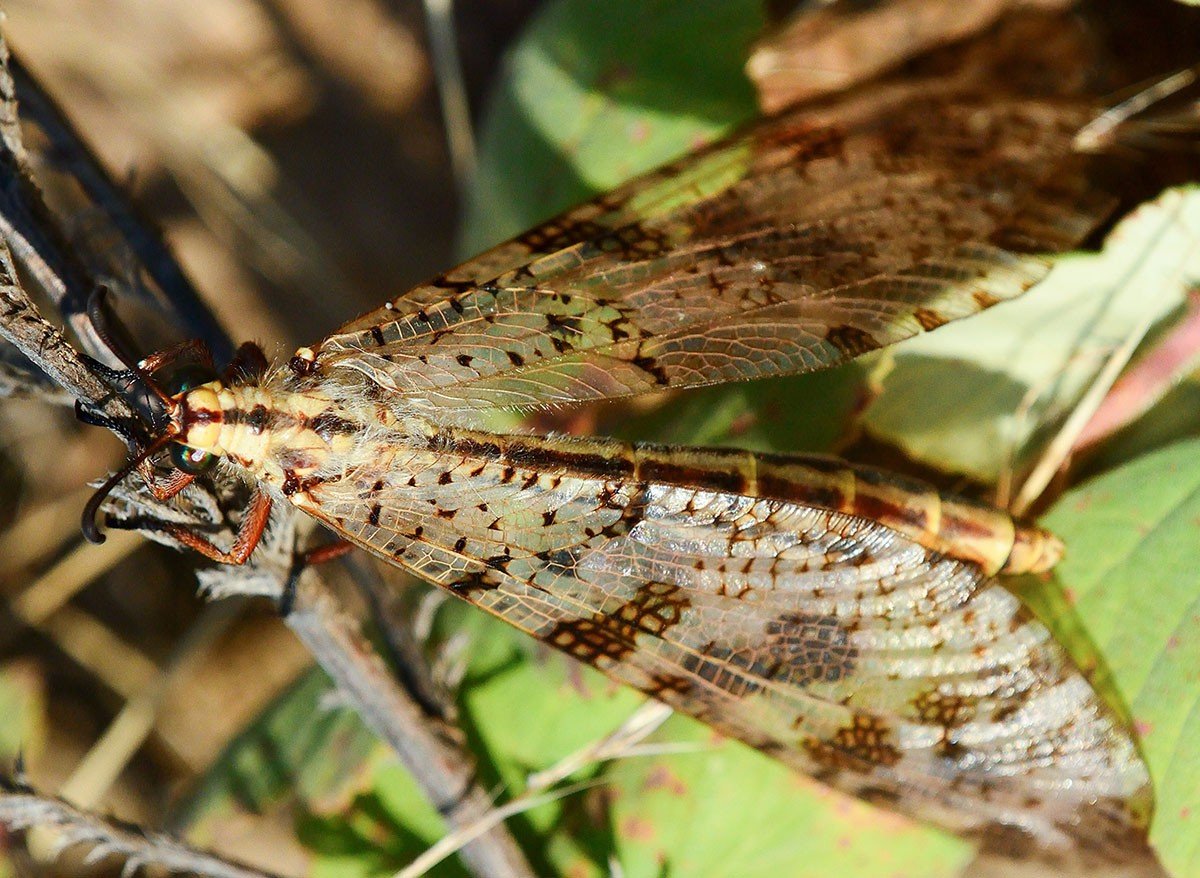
164, 364, 217, 398
170, 443, 217, 474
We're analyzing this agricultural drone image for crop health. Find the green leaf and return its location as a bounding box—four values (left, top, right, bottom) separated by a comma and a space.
0, 662, 43, 761
1040, 440, 1200, 876
459, 0, 764, 256
606, 716, 969, 878
456, 614, 972, 878
859, 187, 1200, 484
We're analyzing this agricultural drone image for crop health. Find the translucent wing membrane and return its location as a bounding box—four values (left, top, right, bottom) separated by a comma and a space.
308, 87, 1112, 422
157, 76, 1154, 860
291, 428, 1148, 856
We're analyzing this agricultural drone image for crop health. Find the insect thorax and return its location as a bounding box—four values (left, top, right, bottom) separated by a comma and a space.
178, 377, 378, 492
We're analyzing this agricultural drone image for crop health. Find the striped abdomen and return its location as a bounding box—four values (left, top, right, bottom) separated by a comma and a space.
432, 428, 1061, 576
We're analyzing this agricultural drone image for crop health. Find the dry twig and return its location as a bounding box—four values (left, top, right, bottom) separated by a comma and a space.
0, 778, 283, 878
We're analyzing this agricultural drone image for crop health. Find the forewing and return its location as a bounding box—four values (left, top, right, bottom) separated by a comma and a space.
297, 439, 1149, 855
309, 85, 1112, 421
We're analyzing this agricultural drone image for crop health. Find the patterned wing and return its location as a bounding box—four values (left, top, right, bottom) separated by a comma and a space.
304, 84, 1114, 422
292, 428, 1149, 857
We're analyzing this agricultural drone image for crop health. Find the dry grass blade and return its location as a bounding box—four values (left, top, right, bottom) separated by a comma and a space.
8, 531, 142, 625
58, 600, 245, 809
1073, 288, 1200, 452
1012, 192, 1200, 515
523, 700, 675, 793
404, 701, 683, 878
395, 781, 600, 878
422, 0, 477, 192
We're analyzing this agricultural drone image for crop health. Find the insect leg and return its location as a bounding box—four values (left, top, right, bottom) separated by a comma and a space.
74, 400, 143, 446
143, 487, 273, 564
279, 540, 354, 615
145, 469, 195, 502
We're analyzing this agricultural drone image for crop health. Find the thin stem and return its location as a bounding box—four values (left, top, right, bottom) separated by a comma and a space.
285, 570, 534, 878
422, 0, 477, 193
0, 779, 283, 878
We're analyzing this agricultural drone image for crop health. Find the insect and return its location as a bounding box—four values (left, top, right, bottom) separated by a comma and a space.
79, 78, 1172, 861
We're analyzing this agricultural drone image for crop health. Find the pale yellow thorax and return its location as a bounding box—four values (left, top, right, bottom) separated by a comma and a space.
177, 380, 357, 489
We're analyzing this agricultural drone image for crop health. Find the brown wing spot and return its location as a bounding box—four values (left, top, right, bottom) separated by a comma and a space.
598, 223, 670, 259
545, 581, 690, 665
599, 485, 647, 539
913, 689, 978, 726
484, 553, 511, 571
643, 674, 693, 698
689, 613, 857, 694
517, 218, 606, 252
824, 325, 877, 357
679, 650, 761, 698
972, 290, 1003, 309
805, 714, 901, 773
367, 504, 382, 526
538, 548, 578, 578
546, 312, 584, 336
456, 354, 474, 367
913, 308, 948, 331
506, 350, 525, 367
631, 353, 669, 385
450, 569, 501, 596
617, 581, 689, 635
546, 616, 634, 664
766, 613, 859, 686
438, 471, 453, 485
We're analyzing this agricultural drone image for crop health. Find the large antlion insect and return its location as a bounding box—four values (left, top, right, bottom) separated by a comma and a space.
77, 74, 1192, 862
